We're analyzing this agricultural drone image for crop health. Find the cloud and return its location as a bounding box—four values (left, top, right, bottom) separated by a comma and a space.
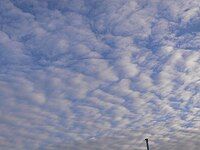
0, 0, 200, 150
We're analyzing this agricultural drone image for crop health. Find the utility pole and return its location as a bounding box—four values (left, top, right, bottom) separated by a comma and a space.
145, 138, 150, 150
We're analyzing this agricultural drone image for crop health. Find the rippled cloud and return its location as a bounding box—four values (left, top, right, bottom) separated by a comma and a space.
0, 0, 200, 150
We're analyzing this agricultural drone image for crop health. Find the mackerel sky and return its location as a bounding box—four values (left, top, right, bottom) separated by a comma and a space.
0, 0, 200, 150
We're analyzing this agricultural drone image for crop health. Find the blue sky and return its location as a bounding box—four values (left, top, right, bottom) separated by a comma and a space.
0, 0, 200, 150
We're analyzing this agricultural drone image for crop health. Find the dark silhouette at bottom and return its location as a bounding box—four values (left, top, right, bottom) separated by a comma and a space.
145, 139, 150, 150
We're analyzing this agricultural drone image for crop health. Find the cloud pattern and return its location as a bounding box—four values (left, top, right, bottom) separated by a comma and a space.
0, 0, 200, 149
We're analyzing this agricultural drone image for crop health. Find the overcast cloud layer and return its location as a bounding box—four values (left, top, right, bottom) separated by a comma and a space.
0, 0, 200, 150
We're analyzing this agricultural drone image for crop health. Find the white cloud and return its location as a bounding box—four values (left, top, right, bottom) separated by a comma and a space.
0, 0, 200, 150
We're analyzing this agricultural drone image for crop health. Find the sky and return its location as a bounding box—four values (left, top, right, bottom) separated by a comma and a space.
0, 0, 200, 149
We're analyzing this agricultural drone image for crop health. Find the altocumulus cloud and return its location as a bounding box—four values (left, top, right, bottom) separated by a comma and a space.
0, 0, 200, 150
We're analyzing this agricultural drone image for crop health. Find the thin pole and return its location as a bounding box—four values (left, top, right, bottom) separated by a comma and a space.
145, 139, 150, 150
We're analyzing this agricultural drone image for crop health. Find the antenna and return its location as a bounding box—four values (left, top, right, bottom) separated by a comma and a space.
145, 138, 150, 150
